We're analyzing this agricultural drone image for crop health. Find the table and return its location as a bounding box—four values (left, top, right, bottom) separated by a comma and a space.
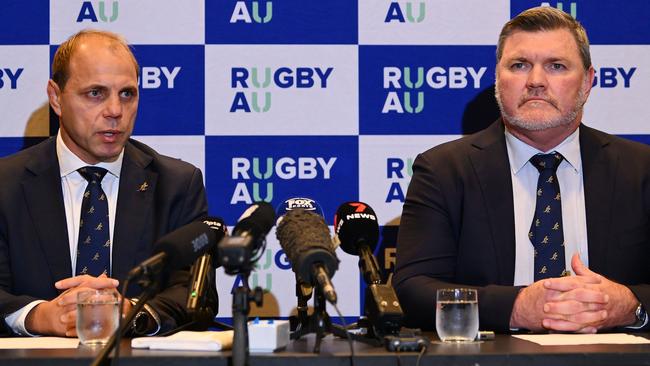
1, 333, 650, 366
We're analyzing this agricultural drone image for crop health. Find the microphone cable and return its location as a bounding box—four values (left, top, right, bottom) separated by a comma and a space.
110, 277, 131, 366
331, 301, 355, 366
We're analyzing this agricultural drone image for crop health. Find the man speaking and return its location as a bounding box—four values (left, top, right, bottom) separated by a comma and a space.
0, 30, 210, 336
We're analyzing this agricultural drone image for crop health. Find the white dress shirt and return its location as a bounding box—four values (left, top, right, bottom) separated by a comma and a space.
505, 127, 589, 286
4, 132, 123, 335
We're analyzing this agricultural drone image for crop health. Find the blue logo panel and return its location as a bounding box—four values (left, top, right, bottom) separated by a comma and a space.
359, 45, 497, 135
205, 136, 359, 225
0, 1, 49, 44
132, 45, 204, 135
206, 0, 357, 44
511, 1, 650, 44
0, 137, 48, 157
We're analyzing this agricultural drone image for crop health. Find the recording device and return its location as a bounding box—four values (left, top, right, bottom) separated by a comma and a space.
187, 217, 228, 313
334, 202, 403, 337
276, 208, 339, 304
126, 220, 219, 280
217, 202, 275, 275
384, 335, 429, 352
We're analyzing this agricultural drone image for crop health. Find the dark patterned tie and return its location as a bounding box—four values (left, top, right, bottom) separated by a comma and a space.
529, 153, 568, 281
75, 167, 110, 277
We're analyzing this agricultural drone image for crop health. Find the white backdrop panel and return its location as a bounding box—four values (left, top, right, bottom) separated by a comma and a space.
205, 45, 358, 136
50, 0, 205, 45
359, 0, 510, 45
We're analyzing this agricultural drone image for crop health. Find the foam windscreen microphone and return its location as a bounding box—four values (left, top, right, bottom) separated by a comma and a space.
276, 209, 339, 304
127, 219, 219, 280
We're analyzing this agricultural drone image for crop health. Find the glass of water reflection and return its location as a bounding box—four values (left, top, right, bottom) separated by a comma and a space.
436, 288, 479, 342
76, 289, 119, 346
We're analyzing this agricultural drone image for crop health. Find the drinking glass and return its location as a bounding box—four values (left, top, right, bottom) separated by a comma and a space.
436, 288, 479, 342
76, 289, 119, 346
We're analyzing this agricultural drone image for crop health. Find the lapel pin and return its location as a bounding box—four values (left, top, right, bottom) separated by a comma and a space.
138, 181, 149, 192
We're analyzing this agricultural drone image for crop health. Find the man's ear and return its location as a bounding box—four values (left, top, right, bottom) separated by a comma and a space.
47, 79, 62, 117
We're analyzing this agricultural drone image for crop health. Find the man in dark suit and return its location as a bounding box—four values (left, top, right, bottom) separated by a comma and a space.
394, 7, 650, 333
0, 30, 210, 336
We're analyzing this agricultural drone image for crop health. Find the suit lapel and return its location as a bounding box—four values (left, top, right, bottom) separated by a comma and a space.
112, 142, 157, 282
580, 125, 616, 273
21, 139, 72, 282
468, 121, 517, 284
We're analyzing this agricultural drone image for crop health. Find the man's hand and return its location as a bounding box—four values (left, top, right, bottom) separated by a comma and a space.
543, 254, 638, 331
24, 274, 120, 336
510, 255, 608, 332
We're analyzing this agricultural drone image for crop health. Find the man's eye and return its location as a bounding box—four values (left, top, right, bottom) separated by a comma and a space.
120, 90, 135, 98
511, 63, 527, 70
550, 63, 566, 70
88, 89, 102, 97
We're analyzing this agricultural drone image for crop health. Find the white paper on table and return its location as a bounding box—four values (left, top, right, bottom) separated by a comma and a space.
131, 330, 233, 352
513, 333, 650, 346
0, 337, 79, 349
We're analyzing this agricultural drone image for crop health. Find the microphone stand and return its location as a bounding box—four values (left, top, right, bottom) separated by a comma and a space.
331, 245, 403, 346
289, 277, 332, 353
90, 272, 161, 366
231, 273, 263, 366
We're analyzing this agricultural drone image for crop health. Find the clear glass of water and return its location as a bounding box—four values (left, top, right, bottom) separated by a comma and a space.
436, 288, 479, 342
76, 289, 119, 346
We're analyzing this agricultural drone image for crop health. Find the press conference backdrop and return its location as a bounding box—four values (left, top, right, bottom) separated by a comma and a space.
1, 1, 648, 321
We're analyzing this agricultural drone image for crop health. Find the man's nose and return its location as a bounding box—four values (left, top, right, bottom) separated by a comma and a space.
526, 64, 548, 90
103, 94, 123, 119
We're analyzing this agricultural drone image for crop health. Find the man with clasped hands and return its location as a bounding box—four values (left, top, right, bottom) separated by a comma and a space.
395, 7, 650, 333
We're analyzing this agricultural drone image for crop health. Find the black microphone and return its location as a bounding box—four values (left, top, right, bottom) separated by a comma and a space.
127, 220, 218, 280
334, 202, 382, 285
218, 202, 275, 274
334, 201, 403, 336
276, 208, 339, 304
187, 217, 228, 313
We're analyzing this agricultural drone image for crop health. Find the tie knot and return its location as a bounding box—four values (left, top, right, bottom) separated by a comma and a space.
78, 167, 108, 183
530, 153, 563, 173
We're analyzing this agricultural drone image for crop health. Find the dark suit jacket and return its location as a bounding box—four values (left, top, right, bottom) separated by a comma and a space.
0, 137, 209, 335
394, 120, 650, 332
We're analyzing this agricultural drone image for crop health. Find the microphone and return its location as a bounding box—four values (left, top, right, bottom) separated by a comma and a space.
127, 220, 218, 280
334, 201, 403, 336
334, 202, 382, 284
187, 217, 228, 313
276, 197, 325, 222
276, 208, 339, 304
218, 202, 275, 274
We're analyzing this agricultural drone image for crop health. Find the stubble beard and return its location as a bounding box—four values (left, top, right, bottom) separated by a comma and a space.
495, 81, 586, 132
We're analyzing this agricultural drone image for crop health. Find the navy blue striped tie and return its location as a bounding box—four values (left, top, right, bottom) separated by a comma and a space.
529, 153, 567, 281
75, 167, 110, 277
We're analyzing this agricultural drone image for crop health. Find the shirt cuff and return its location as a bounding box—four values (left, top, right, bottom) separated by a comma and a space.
4, 300, 46, 336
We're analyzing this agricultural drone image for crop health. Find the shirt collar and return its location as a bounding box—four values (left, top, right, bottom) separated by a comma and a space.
505, 127, 582, 175
56, 131, 124, 178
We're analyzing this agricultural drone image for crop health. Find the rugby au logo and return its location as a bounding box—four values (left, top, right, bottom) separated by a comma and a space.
229, 66, 334, 113
230, 1, 273, 24
230, 156, 337, 204
385, 1, 425, 23
77, 1, 119, 23
381, 66, 487, 114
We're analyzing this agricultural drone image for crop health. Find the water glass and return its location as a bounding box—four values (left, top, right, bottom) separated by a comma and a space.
76, 289, 119, 346
436, 288, 479, 342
